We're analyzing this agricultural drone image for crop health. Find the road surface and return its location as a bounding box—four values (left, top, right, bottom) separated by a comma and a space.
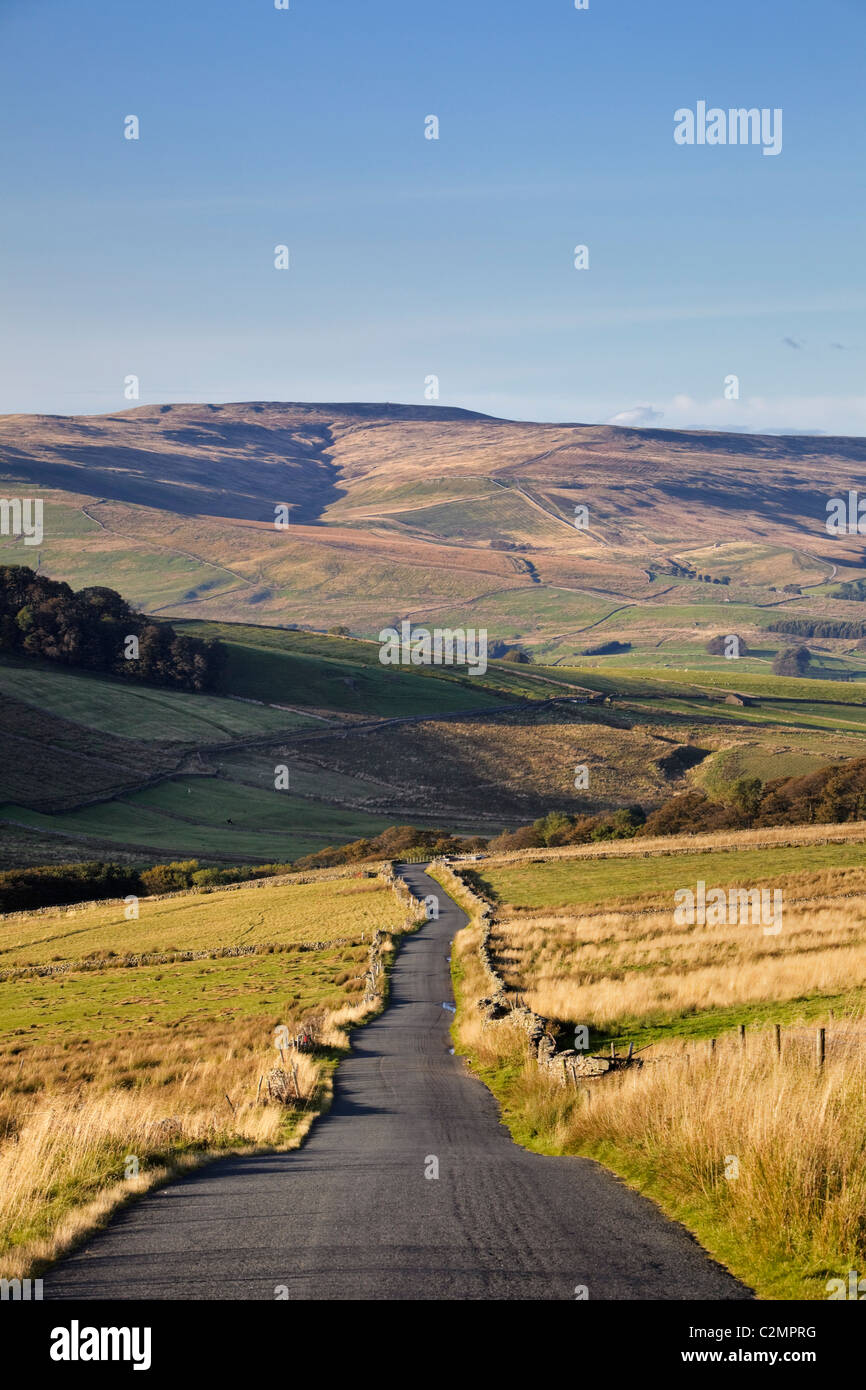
46, 864, 751, 1301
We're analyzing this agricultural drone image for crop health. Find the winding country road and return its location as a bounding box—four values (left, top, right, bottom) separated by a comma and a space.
46, 865, 750, 1301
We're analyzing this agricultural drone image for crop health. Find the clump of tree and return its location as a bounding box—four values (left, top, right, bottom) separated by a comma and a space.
637, 790, 735, 837
491, 798, 668, 849
638, 777, 773, 837
488, 640, 532, 663
0, 858, 295, 913
488, 806, 645, 852
834, 578, 866, 602
0, 566, 224, 691
292, 824, 487, 870
756, 760, 866, 826
706, 633, 749, 656
772, 645, 812, 676
581, 640, 631, 656
486, 756, 866, 850
644, 761, 866, 835
0, 861, 142, 914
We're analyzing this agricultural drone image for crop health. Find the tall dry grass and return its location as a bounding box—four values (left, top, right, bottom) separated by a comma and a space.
493, 888, 866, 1028
0, 1018, 323, 1280
508, 1025, 866, 1297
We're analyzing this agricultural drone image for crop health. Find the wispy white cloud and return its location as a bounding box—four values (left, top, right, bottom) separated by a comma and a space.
662, 392, 866, 436
606, 404, 664, 427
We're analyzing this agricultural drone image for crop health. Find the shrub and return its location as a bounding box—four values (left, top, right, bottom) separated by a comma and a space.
772, 645, 812, 676
706, 633, 748, 656
138, 860, 201, 895
581, 640, 631, 656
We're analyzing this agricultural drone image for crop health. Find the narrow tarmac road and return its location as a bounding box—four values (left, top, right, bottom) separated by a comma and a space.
46, 864, 751, 1301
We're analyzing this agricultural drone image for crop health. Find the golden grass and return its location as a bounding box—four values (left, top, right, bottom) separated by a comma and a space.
503, 1021, 866, 1297
0, 868, 395, 968
493, 880, 866, 1029
0, 1017, 314, 1279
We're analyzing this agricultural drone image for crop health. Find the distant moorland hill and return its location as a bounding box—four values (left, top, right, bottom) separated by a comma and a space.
2, 402, 865, 666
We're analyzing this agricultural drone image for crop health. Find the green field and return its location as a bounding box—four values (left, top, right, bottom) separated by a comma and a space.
1, 946, 371, 1041
623, 695, 866, 735
0, 875, 393, 969
483, 839, 866, 909
568, 639, 866, 680
1, 785, 412, 862
173, 620, 554, 713
392, 587, 616, 645
0, 635, 544, 867
0, 492, 244, 611
585, 602, 774, 632
0, 657, 313, 742
695, 742, 847, 794
386, 488, 566, 543
578, 663, 866, 704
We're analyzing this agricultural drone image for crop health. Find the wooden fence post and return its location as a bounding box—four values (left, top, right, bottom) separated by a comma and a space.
739, 1024, 746, 1048
774, 1024, 781, 1057
816, 1027, 826, 1071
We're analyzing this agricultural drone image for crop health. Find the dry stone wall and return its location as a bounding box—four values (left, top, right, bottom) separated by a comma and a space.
433, 859, 640, 1085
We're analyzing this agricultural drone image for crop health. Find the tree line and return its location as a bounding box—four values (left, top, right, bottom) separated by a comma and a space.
0, 858, 293, 913
768, 617, 866, 639
0, 827, 486, 912
0, 566, 223, 690
488, 757, 866, 850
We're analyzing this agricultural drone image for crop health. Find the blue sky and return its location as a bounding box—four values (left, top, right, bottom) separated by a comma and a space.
1, 0, 864, 433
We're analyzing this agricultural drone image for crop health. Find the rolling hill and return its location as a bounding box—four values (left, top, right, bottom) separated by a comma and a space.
3, 402, 866, 667
4, 401, 866, 870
